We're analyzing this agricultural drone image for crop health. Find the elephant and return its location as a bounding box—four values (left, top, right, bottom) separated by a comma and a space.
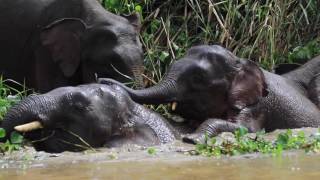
99, 45, 320, 144
0, 0, 143, 93
0, 84, 176, 153
273, 63, 301, 75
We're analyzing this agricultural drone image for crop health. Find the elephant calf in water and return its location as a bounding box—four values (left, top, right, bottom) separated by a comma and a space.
0, 84, 176, 153
100, 45, 320, 144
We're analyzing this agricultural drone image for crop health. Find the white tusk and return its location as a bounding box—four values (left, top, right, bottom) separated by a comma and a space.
14, 121, 43, 132
172, 102, 178, 111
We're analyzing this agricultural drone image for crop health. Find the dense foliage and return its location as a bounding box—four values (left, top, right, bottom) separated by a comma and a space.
102, 0, 320, 81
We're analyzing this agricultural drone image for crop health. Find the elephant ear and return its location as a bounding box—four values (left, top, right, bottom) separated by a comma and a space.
40, 18, 87, 77
228, 60, 268, 110
122, 13, 141, 32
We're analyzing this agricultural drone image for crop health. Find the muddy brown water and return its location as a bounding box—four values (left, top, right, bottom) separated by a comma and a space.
1, 152, 320, 180
1, 128, 320, 180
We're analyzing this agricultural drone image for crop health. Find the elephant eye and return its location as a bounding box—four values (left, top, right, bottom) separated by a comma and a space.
193, 73, 203, 81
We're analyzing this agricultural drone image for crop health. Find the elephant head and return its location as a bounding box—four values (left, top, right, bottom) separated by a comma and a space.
99, 45, 268, 122
39, 13, 144, 89
0, 84, 175, 153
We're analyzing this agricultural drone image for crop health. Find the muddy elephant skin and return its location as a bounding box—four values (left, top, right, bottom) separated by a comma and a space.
0, 84, 176, 153
99, 45, 320, 144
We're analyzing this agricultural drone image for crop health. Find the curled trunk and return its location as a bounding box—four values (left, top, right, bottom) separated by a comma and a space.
0, 95, 56, 141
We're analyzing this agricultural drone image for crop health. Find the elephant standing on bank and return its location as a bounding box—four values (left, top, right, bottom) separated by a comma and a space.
100, 45, 320, 144
0, 0, 144, 92
0, 84, 176, 153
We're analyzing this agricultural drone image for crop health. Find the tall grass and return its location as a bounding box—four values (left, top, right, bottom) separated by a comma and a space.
103, 0, 320, 83
0, 77, 28, 120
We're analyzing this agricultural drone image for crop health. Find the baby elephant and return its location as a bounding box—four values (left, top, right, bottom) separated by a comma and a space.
0, 84, 176, 153
100, 45, 320, 144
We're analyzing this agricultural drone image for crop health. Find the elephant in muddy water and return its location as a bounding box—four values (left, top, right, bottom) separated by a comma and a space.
0, 0, 144, 93
0, 84, 176, 153
99, 45, 320, 144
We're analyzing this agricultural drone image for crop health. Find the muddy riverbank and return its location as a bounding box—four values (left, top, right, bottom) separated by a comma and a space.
1, 128, 320, 179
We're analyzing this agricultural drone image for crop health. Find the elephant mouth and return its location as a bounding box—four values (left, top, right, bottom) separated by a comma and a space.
168, 98, 229, 121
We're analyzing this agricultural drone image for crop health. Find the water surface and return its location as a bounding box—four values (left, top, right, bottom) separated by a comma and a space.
1, 152, 319, 180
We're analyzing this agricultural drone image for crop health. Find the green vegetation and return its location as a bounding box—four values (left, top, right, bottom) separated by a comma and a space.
0, 77, 27, 153
288, 39, 320, 63
147, 147, 157, 155
103, 0, 320, 77
0, 78, 26, 120
0, 130, 23, 153
192, 128, 320, 157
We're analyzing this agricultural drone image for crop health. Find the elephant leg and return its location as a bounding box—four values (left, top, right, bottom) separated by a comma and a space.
308, 73, 320, 108
182, 119, 243, 144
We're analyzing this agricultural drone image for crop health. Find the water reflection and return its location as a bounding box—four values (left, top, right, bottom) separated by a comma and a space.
1, 152, 320, 180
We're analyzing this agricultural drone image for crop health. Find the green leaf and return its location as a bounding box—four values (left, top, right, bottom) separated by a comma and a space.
135, 5, 142, 14
159, 51, 169, 62
0, 128, 5, 138
147, 147, 157, 155
276, 133, 289, 146
235, 127, 248, 140
10, 132, 23, 144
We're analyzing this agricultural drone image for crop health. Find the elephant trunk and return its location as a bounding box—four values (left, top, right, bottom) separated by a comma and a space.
101, 72, 179, 104
0, 95, 57, 141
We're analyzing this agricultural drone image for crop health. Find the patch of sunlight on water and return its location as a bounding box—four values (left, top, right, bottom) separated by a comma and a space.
1, 152, 320, 180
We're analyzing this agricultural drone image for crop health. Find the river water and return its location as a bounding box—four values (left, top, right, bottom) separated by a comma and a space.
1, 128, 320, 180
1, 151, 320, 180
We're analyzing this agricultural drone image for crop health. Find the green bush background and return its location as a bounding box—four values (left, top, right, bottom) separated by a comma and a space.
102, 0, 320, 84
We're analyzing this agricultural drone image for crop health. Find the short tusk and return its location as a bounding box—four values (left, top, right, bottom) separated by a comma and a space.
172, 102, 178, 111
14, 121, 43, 132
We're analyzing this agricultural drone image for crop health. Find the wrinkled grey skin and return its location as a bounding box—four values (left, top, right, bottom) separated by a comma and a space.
0, 0, 143, 93
99, 45, 320, 144
0, 84, 176, 153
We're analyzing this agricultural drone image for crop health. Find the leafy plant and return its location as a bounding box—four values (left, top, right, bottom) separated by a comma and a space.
0, 77, 27, 153
147, 147, 157, 155
193, 128, 320, 157
0, 131, 23, 153
288, 39, 320, 63
102, 0, 143, 15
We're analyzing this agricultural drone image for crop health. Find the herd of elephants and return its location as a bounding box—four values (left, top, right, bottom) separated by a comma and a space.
0, 0, 320, 153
